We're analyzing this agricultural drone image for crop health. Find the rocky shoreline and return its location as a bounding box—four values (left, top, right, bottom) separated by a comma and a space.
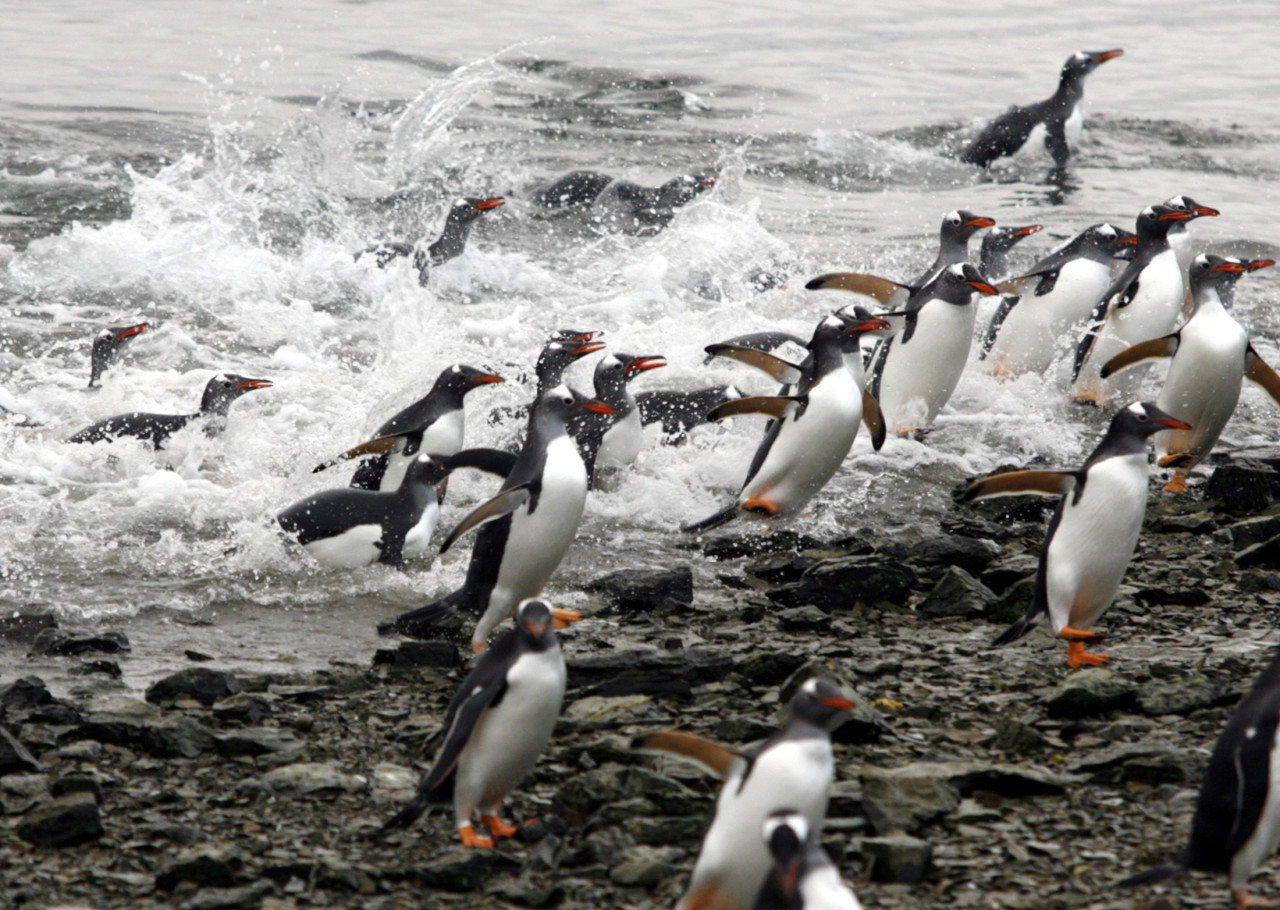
6, 455, 1280, 910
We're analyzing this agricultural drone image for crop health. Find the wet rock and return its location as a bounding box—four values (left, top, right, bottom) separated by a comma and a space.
210, 692, 280, 726
177, 881, 272, 910
17, 791, 104, 847
1236, 533, 1280, 569
1133, 587, 1211, 607
743, 551, 823, 584
50, 774, 103, 803
585, 565, 694, 612
0, 726, 43, 774
863, 833, 932, 883
567, 649, 732, 698
215, 727, 303, 757
989, 718, 1047, 757
156, 849, 246, 891
372, 640, 462, 669
244, 762, 366, 799
766, 555, 917, 612
1137, 674, 1226, 716
0, 675, 53, 712
141, 716, 217, 759
552, 765, 629, 827
700, 531, 823, 561
777, 605, 831, 631
992, 575, 1036, 623
735, 650, 809, 687
940, 514, 1023, 543
1149, 511, 1218, 534
1045, 669, 1140, 718
980, 555, 1039, 595
1069, 742, 1200, 785
146, 668, 245, 707
1222, 515, 1280, 550
28, 627, 130, 656
610, 845, 683, 886
886, 533, 1001, 577
0, 612, 58, 644
262, 857, 361, 892
68, 659, 123, 678
392, 850, 522, 891
918, 566, 996, 619
1205, 461, 1280, 513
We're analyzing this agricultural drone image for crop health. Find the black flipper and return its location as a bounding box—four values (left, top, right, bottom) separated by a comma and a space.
682, 503, 739, 534
378, 589, 472, 639
1113, 851, 1190, 889
980, 295, 1021, 358
445, 448, 519, 478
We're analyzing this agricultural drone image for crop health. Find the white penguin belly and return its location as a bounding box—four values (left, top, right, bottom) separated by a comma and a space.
1155, 312, 1247, 467
452, 650, 566, 821
597, 409, 642, 469
1043, 453, 1147, 632
1229, 716, 1280, 890
377, 410, 464, 492
302, 523, 384, 568
741, 371, 861, 515
878, 302, 974, 432
686, 736, 833, 910
986, 298, 1061, 376
1063, 101, 1084, 151
802, 864, 862, 910
401, 498, 440, 559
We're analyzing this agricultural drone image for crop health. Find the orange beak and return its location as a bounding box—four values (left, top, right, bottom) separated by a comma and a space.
116, 323, 149, 340
820, 697, 855, 711
967, 280, 999, 296
236, 379, 273, 390
572, 341, 607, 357
847, 317, 892, 333
625, 356, 666, 373
577, 400, 616, 416
1158, 211, 1192, 222
472, 374, 505, 384
1155, 417, 1192, 431
965, 217, 996, 228
472, 197, 505, 211
1247, 259, 1276, 271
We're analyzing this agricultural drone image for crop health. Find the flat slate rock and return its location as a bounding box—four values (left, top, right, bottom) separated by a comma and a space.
0, 612, 57, 644
372, 640, 462, 669
0, 726, 43, 775
1045, 668, 1140, 718
1206, 461, 1280, 513
146, 668, 245, 707
28, 627, 130, 656
765, 555, 917, 612
17, 790, 104, 847
567, 648, 732, 698
583, 565, 694, 612
244, 762, 366, 799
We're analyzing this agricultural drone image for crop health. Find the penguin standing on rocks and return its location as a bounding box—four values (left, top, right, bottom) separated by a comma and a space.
380, 384, 612, 651
962, 401, 1192, 668
310, 364, 504, 492
754, 811, 862, 910
1101, 255, 1280, 493
532, 171, 715, 234
632, 678, 855, 910
89, 322, 149, 388
980, 223, 1136, 377
1071, 203, 1203, 407
567, 352, 667, 486
356, 196, 504, 286
959, 49, 1123, 168
868, 263, 998, 436
684, 311, 889, 532
69, 373, 272, 448
277, 454, 451, 568
381, 598, 566, 848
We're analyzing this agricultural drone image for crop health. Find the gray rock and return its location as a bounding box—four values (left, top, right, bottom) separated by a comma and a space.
701, 531, 823, 561
609, 845, 683, 886
50, 774, 103, 803
1045, 669, 1139, 718
68, 659, 123, 678
1, 772, 50, 798
395, 850, 522, 891
140, 716, 217, 759
992, 575, 1037, 623
146, 668, 244, 707
776, 605, 831, 631
136, 822, 210, 845
584, 565, 694, 612
156, 849, 245, 891
215, 727, 303, 757
17, 791, 104, 847
0, 726, 42, 775
0, 612, 58, 644
1224, 515, 1280, 550
918, 566, 996, 619
210, 692, 280, 726
552, 764, 629, 827
177, 881, 272, 910
1206, 461, 1280, 513
567, 649, 732, 698
372, 640, 462, 669
989, 718, 1047, 756
1069, 742, 1200, 786
28, 627, 130, 656
245, 762, 365, 799
888, 533, 1001, 576
766, 555, 917, 612
1, 675, 53, 712
863, 833, 932, 883
1137, 674, 1226, 716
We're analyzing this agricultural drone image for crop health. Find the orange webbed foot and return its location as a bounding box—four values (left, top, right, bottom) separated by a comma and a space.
1233, 889, 1277, 910
1066, 640, 1111, 668
1157, 452, 1195, 468
1059, 626, 1106, 642
551, 607, 583, 630
459, 824, 494, 848
1162, 471, 1188, 494
480, 814, 518, 840
741, 497, 780, 517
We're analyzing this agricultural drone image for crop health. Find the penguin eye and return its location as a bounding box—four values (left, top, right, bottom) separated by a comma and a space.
560, 394, 573, 406
948, 214, 961, 225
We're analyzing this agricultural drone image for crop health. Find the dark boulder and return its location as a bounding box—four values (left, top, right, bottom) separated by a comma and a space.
17, 791, 104, 847
146, 668, 244, 707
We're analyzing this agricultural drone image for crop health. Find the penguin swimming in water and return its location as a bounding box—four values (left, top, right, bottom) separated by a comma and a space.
89, 322, 149, 388
381, 384, 612, 651
632, 677, 855, 910
868, 263, 998, 436
685, 310, 890, 532
1072, 202, 1204, 408
962, 401, 1192, 668
69, 373, 272, 448
567, 352, 667, 486
1101, 255, 1280, 493
1162, 194, 1221, 279
532, 170, 716, 235
310, 364, 504, 492
959, 49, 1123, 168
278, 454, 452, 569
635, 384, 745, 442
1114, 646, 1280, 910
356, 196, 504, 286
979, 223, 1043, 284
381, 597, 566, 848
754, 811, 862, 910
980, 223, 1136, 378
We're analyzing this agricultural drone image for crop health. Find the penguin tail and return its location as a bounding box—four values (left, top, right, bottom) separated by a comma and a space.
379, 791, 434, 834
992, 613, 1035, 647
1113, 851, 1190, 889
378, 590, 469, 639
682, 503, 739, 534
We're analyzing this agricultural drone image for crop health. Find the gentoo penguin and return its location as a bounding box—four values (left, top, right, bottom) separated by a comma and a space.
1071, 203, 1198, 407
959, 49, 1124, 168
805, 210, 996, 307
685, 311, 890, 532
567, 352, 666, 485
962, 401, 1192, 668
489, 331, 606, 432
635, 384, 744, 442
632, 677, 854, 910
310, 364, 504, 492
980, 223, 1136, 378
1101, 255, 1280, 493
754, 811, 862, 910
1114, 646, 1280, 910
356, 196, 504, 286
868, 263, 998, 436
69, 373, 272, 448
1163, 195, 1221, 278
532, 170, 716, 234
381, 597, 566, 848
381, 384, 611, 651
979, 224, 1043, 284
277, 454, 451, 568
89, 322, 149, 388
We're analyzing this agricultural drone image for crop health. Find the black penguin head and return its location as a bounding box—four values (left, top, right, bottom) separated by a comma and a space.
539, 383, 615, 427
515, 597, 556, 646
536, 335, 606, 390
942, 210, 996, 244
1083, 223, 1138, 259
762, 810, 809, 900
938, 263, 998, 301
1063, 49, 1123, 81
1188, 253, 1274, 303
788, 677, 855, 729
1136, 203, 1191, 240
437, 363, 505, 396
1162, 195, 1219, 221
199, 373, 273, 416
982, 224, 1042, 256
444, 196, 505, 228
832, 306, 892, 352
593, 353, 666, 396
656, 174, 716, 209
407, 453, 452, 487
89, 322, 149, 387
1114, 401, 1192, 440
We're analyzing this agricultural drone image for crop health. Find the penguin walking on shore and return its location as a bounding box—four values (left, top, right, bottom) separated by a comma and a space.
381, 598, 566, 848
381, 384, 612, 651
310, 364, 504, 492
1072, 203, 1203, 407
632, 678, 855, 910
89, 322, 149, 388
1115, 646, 1280, 910
568, 352, 666, 486
962, 401, 1192, 668
868, 263, 998, 436
754, 811, 862, 910
1101, 255, 1280, 493
980, 223, 1136, 377
277, 454, 452, 569
532, 170, 715, 235
959, 49, 1123, 169
69, 373, 272, 448
356, 196, 504, 286
684, 311, 889, 532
